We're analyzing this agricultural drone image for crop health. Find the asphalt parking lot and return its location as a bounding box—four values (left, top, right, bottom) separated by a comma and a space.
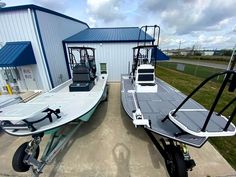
0, 83, 235, 177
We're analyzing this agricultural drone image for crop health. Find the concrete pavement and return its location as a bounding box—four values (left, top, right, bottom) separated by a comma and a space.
0, 83, 235, 177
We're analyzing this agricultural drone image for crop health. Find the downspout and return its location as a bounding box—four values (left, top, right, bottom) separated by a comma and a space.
27, 8, 52, 90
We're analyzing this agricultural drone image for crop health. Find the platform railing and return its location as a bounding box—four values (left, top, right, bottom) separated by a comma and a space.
169, 70, 236, 132
137, 25, 160, 46
132, 25, 161, 77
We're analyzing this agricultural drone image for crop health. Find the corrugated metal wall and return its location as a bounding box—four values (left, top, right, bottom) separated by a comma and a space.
67, 42, 137, 81
0, 9, 51, 90
36, 10, 88, 87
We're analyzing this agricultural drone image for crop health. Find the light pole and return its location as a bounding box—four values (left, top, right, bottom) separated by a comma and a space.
226, 27, 236, 70
178, 40, 181, 55
226, 45, 236, 70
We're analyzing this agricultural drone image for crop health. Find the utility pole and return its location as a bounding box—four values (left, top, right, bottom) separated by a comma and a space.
178, 40, 181, 55
226, 45, 236, 70
227, 27, 236, 70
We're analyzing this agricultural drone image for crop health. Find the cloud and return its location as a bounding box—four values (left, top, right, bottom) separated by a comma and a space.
4, 0, 32, 7
3, 0, 236, 49
32, 0, 68, 12
140, 0, 236, 35
88, 17, 96, 27
198, 34, 232, 46
86, 0, 124, 23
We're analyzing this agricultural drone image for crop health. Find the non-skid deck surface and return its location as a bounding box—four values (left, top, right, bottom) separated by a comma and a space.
172, 110, 235, 137
0, 95, 21, 108
0, 103, 48, 120
121, 75, 208, 147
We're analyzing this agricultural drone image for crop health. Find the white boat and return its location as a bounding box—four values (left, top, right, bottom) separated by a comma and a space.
121, 25, 236, 177
0, 94, 22, 132
0, 47, 108, 136
0, 47, 108, 176
0, 75, 107, 136
0, 94, 22, 109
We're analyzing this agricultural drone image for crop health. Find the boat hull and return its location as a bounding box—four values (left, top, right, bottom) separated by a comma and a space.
121, 74, 208, 148
0, 74, 108, 136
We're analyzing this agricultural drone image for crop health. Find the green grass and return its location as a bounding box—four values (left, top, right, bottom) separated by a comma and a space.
172, 57, 229, 65
156, 66, 236, 169
159, 62, 225, 82
171, 55, 230, 64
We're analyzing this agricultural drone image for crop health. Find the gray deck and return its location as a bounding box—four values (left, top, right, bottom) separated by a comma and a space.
121, 75, 209, 147
173, 111, 235, 135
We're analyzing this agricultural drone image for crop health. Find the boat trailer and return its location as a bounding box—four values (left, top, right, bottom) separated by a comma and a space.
12, 120, 83, 177
145, 129, 196, 177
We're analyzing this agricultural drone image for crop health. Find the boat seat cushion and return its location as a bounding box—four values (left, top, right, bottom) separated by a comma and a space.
73, 73, 90, 83
73, 65, 90, 74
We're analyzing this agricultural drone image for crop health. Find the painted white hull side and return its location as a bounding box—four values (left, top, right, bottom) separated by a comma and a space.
0, 74, 108, 136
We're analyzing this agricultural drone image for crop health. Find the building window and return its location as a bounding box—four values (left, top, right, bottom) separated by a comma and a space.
100, 63, 107, 74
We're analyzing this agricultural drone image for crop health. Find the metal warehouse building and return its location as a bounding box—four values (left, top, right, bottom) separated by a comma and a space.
64, 27, 153, 81
0, 5, 88, 92
0, 4, 153, 93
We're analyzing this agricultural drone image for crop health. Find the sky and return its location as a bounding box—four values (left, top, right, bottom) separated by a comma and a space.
1, 0, 236, 50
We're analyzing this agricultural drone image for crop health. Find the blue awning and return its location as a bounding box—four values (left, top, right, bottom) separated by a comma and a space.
151, 47, 169, 61
0, 41, 36, 67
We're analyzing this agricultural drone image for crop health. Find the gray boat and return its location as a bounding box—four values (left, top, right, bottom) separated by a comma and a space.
121, 25, 236, 177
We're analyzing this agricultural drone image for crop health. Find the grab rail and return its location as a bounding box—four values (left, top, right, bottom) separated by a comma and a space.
137, 25, 160, 47
170, 70, 236, 132
1, 108, 61, 132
